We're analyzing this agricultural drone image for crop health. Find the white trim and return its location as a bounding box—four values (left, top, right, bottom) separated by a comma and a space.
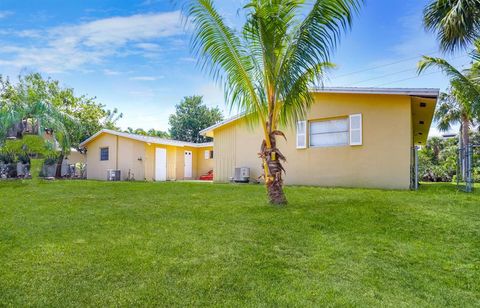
310, 87, 439, 97
199, 113, 245, 136
79, 129, 213, 148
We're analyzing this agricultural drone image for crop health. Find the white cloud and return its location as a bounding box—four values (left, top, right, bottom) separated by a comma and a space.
0, 11, 185, 73
180, 57, 196, 62
0, 11, 13, 19
130, 76, 163, 81
103, 69, 121, 75
135, 43, 162, 51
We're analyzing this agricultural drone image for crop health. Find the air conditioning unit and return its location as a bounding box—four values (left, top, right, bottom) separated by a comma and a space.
107, 169, 121, 181
233, 167, 250, 183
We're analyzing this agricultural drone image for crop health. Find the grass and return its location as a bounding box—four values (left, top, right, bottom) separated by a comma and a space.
0, 180, 479, 307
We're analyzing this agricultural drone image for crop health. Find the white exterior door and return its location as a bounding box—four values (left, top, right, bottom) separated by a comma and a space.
155, 148, 167, 181
184, 150, 192, 178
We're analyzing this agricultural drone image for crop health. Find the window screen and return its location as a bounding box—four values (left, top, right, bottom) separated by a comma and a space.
100, 147, 109, 161
309, 118, 349, 147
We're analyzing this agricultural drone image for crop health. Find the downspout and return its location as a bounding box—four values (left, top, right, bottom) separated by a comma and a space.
116, 135, 119, 170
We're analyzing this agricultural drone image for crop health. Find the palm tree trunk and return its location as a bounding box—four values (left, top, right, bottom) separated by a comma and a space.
461, 115, 470, 179
266, 158, 287, 205
261, 132, 287, 205
461, 116, 470, 151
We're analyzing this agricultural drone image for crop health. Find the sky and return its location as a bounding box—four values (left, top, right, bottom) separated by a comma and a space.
0, 0, 472, 136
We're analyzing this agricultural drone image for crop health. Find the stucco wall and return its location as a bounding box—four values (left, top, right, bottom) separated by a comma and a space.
144, 144, 178, 181
85, 133, 117, 180
65, 150, 85, 165
213, 123, 237, 182
212, 93, 413, 189
85, 134, 146, 180
197, 146, 214, 177
116, 136, 146, 180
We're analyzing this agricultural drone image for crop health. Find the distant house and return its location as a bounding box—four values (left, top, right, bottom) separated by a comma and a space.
79, 129, 213, 181
200, 87, 439, 189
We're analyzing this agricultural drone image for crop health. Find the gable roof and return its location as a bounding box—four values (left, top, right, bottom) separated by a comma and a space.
79, 129, 213, 148
200, 87, 439, 136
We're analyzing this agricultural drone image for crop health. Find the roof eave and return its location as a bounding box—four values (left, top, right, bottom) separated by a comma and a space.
310, 87, 440, 98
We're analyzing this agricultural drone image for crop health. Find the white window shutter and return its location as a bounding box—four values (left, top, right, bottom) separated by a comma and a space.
296, 121, 307, 149
204, 150, 210, 159
349, 114, 362, 146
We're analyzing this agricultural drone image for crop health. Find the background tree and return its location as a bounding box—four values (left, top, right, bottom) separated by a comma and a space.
0, 73, 122, 147
418, 49, 480, 150
168, 95, 223, 143
419, 133, 480, 182
124, 127, 169, 138
1, 73, 123, 177
423, 0, 480, 51
185, 0, 361, 204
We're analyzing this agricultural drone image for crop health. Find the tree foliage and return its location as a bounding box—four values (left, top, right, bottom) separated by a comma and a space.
0, 73, 122, 149
423, 0, 480, 51
419, 133, 480, 182
168, 95, 223, 143
124, 127, 170, 138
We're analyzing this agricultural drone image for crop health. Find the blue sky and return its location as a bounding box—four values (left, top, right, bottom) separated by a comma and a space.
0, 0, 471, 135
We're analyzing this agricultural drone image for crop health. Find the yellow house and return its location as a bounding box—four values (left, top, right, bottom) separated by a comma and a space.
200, 87, 439, 189
79, 129, 214, 181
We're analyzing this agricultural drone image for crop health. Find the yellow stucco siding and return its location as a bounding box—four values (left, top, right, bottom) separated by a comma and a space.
197, 146, 214, 177
144, 144, 178, 181
116, 136, 146, 180
65, 150, 85, 165
212, 93, 413, 189
213, 122, 237, 182
85, 133, 117, 180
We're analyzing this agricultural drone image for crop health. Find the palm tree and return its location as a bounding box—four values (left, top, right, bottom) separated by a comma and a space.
1, 100, 77, 176
423, 0, 480, 51
185, 0, 361, 204
418, 54, 480, 149
434, 91, 478, 148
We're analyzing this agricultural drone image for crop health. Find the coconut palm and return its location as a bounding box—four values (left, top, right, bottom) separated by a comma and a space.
185, 0, 361, 204
434, 90, 478, 148
423, 0, 480, 51
418, 52, 480, 154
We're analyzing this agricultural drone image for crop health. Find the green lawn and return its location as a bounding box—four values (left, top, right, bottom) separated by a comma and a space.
1, 180, 479, 307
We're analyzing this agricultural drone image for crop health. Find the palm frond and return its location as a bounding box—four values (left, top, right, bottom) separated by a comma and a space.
278, 62, 335, 127
278, 0, 361, 123
434, 92, 462, 131
423, 0, 480, 52
186, 0, 266, 122
418, 56, 480, 97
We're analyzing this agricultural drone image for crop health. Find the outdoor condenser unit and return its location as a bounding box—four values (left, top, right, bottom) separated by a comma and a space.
107, 169, 121, 181
233, 167, 250, 183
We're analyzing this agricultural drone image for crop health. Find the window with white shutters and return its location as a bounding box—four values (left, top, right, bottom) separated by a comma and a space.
296, 121, 307, 149
309, 118, 349, 147
349, 114, 362, 146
